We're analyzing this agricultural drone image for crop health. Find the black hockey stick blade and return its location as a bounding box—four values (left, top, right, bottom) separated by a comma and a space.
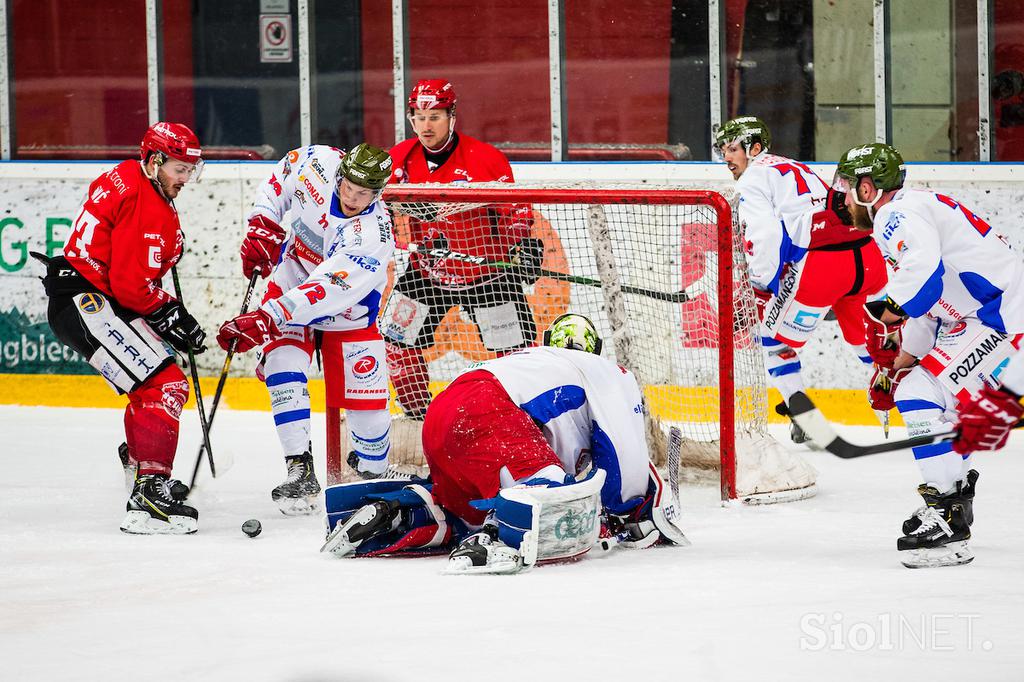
786, 391, 956, 458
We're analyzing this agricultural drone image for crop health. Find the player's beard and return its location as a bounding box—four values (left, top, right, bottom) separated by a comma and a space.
848, 201, 874, 231
156, 168, 185, 199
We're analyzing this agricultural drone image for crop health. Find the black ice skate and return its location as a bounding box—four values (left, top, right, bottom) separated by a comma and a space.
903, 469, 978, 534
120, 474, 199, 535
442, 524, 524, 575
271, 452, 322, 516
897, 485, 973, 569
320, 499, 402, 557
346, 450, 415, 482
776, 401, 821, 450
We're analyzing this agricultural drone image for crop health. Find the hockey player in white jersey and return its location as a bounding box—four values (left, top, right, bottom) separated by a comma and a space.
835, 142, 1024, 567
217, 143, 396, 515
319, 313, 687, 573
716, 116, 886, 444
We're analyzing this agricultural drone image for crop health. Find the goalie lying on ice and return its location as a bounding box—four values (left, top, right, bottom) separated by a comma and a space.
320, 313, 688, 573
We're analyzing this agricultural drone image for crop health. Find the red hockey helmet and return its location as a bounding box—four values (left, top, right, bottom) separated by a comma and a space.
407, 79, 457, 114
141, 122, 202, 164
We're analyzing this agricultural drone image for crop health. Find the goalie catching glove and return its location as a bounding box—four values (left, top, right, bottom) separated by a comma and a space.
240, 216, 286, 279
863, 299, 907, 369
217, 309, 279, 352
954, 385, 1024, 454
146, 300, 206, 354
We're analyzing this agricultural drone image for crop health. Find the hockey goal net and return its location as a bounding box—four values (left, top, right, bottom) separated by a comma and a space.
325, 184, 816, 503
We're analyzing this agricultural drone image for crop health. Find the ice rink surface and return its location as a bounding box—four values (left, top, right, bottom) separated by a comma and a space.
4, 405, 1023, 681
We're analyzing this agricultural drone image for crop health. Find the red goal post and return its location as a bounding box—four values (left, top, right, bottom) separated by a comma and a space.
325, 184, 816, 504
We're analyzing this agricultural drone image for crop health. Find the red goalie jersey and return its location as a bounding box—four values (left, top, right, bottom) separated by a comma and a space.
64, 160, 183, 315
390, 134, 531, 288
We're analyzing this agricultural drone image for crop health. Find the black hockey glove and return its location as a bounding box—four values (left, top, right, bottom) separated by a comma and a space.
146, 301, 207, 355
507, 238, 544, 285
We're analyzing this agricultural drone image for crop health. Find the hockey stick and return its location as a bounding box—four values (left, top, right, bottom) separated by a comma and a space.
171, 266, 216, 479
399, 242, 691, 303
188, 271, 260, 490
787, 391, 1024, 458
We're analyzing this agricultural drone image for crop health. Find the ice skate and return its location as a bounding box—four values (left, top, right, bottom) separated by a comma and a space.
903, 469, 977, 534
271, 453, 322, 516
120, 474, 199, 535
346, 450, 415, 482
442, 525, 526, 575
898, 485, 973, 569
776, 401, 821, 450
321, 499, 401, 557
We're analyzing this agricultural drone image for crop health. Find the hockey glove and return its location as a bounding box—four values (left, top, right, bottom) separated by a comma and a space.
240, 216, 286, 279
867, 365, 912, 412
507, 238, 544, 285
217, 309, 279, 353
863, 299, 907, 369
954, 385, 1024, 454
146, 301, 207, 354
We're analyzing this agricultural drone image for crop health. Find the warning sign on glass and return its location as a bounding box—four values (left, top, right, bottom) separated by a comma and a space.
260, 14, 292, 63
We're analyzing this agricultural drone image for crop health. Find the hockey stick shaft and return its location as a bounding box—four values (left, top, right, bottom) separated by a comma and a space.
787, 390, 1024, 458
188, 271, 260, 489
399, 242, 691, 303
172, 266, 216, 478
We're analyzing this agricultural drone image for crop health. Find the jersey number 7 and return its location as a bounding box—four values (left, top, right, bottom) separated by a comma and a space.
774, 162, 829, 196
935, 193, 991, 236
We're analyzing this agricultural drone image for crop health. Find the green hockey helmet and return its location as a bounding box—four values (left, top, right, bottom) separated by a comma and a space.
542, 313, 603, 355
338, 143, 393, 191
713, 116, 771, 155
834, 143, 906, 192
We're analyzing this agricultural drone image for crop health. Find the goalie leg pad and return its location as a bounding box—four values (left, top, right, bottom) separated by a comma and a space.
322, 480, 457, 557
480, 468, 606, 566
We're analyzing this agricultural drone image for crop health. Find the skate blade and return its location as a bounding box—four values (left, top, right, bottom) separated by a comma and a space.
119, 510, 197, 535
275, 495, 321, 517
440, 548, 525, 575
900, 541, 974, 569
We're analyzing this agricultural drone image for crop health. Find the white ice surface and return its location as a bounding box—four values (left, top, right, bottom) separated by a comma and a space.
4, 405, 1024, 681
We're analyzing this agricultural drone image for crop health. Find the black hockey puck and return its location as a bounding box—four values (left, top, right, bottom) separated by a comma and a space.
242, 519, 262, 538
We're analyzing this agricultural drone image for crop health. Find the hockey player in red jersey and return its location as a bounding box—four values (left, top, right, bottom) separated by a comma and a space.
40, 122, 207, 535
320, 314, 688, 574
715, 116, 887, 444
382, 79, 542, 420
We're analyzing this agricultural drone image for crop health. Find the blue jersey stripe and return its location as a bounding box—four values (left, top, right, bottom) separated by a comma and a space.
895, 399, 944, 413
900, 261, 945, 317
912, 441, 954, 460
266, 372, 308, 387
519, 385, 587, 424
274, 408, 310, 426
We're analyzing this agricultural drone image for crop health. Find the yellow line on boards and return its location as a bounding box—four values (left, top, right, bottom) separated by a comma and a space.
0, 374, 903, 426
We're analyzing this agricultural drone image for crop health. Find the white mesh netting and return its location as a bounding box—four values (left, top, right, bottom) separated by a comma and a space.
334, 184, 815, 502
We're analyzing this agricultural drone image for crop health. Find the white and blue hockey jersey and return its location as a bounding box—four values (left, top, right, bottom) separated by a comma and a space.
250, 145, 395, 332
871, 189, 1024, 334
735, 153, 830, 292
465, 346, 652, 514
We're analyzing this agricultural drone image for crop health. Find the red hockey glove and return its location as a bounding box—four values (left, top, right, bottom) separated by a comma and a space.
863, 299, 906, 369
752, 287, 772, 322
954, 385, 1024, 454
240, 216, 286, 279
217, 309, 279, 353
867, 365, 912, 412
